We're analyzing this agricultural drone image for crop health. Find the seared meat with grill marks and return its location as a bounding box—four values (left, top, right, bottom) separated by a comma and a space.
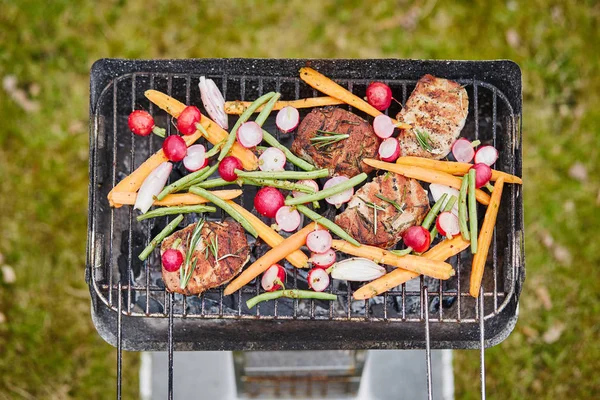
291, 107, 380, 177
161, 219, 251, 295
335, 174, 429, 248
397, 74, 468, 159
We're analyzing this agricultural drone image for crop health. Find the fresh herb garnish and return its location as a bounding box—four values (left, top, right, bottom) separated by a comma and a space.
414, 129, 434, 152
180, 219, 205, 290
310, 130, 349, 149
375, 194, 405, 213
359, 196, 386, 235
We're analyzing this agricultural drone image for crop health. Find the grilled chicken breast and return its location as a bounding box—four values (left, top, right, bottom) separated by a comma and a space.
335, 174, 429, 248
291, 107, 380, 177
397, 74, 468, 159
161, 219, 251, 295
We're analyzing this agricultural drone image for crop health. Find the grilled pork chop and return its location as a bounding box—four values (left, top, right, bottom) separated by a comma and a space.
397, 74, 468, 159
161, 219, 251, 295
335, 174, 429, 248
291, 107, 380, 177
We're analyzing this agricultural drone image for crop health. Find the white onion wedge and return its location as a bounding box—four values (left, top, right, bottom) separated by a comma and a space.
307, 268, 330, 292
309, 249, 336, 268
236, 121, 263, 148
292, 179, 319, 198
275, 206, 301, 232
275, 106, 300, 133
378, 137, 400, 162
182, 144, 206, 172
451, 138, 475, 162
199, 76, 228, 129
474, 145, 499, 166
429, 183, 460, 216
329, 257, 386, 281
258, 147, 286, 172
373, 114, 395, 139
134, 162, 172, 214
323, 176, 353, 207
306, 230, 332, 254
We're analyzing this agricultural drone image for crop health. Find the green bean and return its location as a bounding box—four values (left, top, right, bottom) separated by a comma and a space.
183, 163, 219, 190
235, 168, 329, 181
189, 187, 258, 237
218, 92, 276, 161
421, 193, 447, 230
430, 195, 458, 238
138, 215, 184, 261
204, 140, 224, 158
156, 165, 211, 201
193, 178, 232, 189
242, 177, 316, 193
295, 203, 360, 247
254, 93, 281, 126
468, 169, 478, 254
261, 130, 316, 171
285, 173, 367, 206
136, 205, 216, 221
391, 248, 413, 257
246, 289, 337, 309
458, 175, 470, 241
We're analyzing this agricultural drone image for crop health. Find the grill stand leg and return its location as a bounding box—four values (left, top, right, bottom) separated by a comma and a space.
423, 286, 433, 400
117, 288, 122, 400
168, 293, 174, 400
479, 287, 486, 400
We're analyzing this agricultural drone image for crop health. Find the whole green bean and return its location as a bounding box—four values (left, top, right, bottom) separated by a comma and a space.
468, 169, 478, 254
218, 92, 276, 161
242, 177, 316, 193
136, 205, 216, 221
138, 215, 184, 261
156, 165, 211, 201
235, 168, 329, 181
458, 175, 470, 241
189, 187, 258, 237
391, 248, 413, 257
295, 203, 360, 247
421, 193, 448, 230
261, 130, 316, 171
254, 93, 281, 126
246, 289, 337, 309
430, 195, 458, 238
204, 140, 224, 158
193, 178, 232, 189
182, 163, 219, 190
285, 173, 367, 206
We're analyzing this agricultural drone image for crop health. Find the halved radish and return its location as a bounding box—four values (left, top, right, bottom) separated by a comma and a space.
306, 230, 332, 254
182, 144, 207, 172
236, 121, 263, 148
261, 264, 286, 292
474, 145, 499, 166
323, 176, 353, 207
310, 249, 336, 268
471, 163, 492, 188
436, 212, 460, 237
275, 206, 301, 232
373, 114, 395, 139
258, 147, 286, 172
307, 268, 330, 292
292, 179, 319, 198
452, 138, 475, 162
378, 137, 400, 162
429, 183, 459, 216
276, 106, 300, 133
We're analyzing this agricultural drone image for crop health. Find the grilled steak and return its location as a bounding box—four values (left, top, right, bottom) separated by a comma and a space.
291, 107, 380, 177
397, 74, 468, 159
161, 219, 251, 295
335, 174, 429, 248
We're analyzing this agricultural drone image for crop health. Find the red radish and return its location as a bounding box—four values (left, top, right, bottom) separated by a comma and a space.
275, 206, 301, 232
254, 187, 285, 218
373, 114, 395, 139
162, 135, 187, 162
199, 76, 228, 130
309, 249, 336, 268
436, 212, 460, 237
452, 138, 475, 163
471, 163, 492, 188
261, 264, 286, 292
182, 144, 207, 172
177, 105, 202, 135
219, 156, 243, 182
307, 268, 330, 292
128, 110, 155, 136
378, 137, 401, 162
402, 226, 431, 253
474, 145, 499, 166
134, 162, 173, 214
323, 176, 353, 207
276, 106, 300, 133
258, 147, 286, 172
236, 121, 263, 148
292, 179, 319, 198
162, 249, 184, 272
306, 230, 332, 254
366, 82, 392, 111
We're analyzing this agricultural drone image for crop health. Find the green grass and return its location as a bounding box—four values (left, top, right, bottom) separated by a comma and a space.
0, 0, 598, 398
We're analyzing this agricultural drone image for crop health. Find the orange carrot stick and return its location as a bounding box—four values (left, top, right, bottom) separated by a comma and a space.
109, 190, 242, 207
224, 97, 343, 114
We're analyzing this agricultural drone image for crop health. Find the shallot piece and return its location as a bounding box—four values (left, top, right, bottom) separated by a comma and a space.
323, 176, 353, 207
275, 106, 300, 133
429, 183, 460, 216
259, 147, 286, 172
199, 76, 228, 129
329, 257, 386, 281
134, 162, 173, 214
182, 144, 207, 172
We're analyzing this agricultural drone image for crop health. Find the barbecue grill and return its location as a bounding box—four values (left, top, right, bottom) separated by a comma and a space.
87, 58, 524, 399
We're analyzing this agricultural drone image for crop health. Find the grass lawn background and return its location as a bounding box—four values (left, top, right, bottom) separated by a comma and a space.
0, 0, 598, 398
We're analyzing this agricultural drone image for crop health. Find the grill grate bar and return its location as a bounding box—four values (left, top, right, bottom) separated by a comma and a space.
492, 87, 499, 311
108, 82, 117, 307
127, 74, 136, 315
424, 286, 433, 400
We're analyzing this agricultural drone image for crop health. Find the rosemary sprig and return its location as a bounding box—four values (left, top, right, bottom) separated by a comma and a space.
180, 219, 205, 290
310, 130, 349, 149
375, 194, 405, 213
359, 197, 385, 235
414, 129, 434, 152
